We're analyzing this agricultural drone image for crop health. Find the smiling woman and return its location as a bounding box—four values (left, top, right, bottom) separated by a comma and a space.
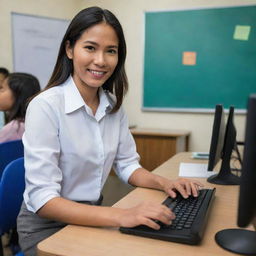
17, 7, 202, 256
65, 22, 119, 114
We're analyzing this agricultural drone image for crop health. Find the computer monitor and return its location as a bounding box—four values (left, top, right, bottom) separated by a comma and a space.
214, 94, 256, 255
207, 105, 240, 185
207, 104, 225, 172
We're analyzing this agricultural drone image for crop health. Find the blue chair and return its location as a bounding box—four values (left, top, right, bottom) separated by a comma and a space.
0, 140, 24, 179
15, 252, 24, 256
0, 157, 25, 256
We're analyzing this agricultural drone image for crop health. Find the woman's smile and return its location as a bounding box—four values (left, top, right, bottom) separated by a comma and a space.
87, 69, 107, 79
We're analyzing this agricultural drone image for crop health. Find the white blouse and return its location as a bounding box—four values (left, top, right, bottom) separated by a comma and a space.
23, 76, 141, 212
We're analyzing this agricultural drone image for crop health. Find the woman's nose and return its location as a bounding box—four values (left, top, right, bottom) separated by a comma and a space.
94, 52, 106, 67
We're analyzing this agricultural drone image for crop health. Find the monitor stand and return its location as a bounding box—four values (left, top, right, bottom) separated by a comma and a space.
215, 229, 256, 255
207, 152, 240, 185
207, 172, 240, 185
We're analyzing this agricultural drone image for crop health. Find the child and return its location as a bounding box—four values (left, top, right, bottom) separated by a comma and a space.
0, 67, 9, 128
17, 7, 203, 256
0, 72, 40, 143
0, 67, 9, 86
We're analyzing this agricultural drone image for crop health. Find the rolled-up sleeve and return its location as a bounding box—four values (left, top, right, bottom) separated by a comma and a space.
23, 97, 62, 213
112, 108, 141, 183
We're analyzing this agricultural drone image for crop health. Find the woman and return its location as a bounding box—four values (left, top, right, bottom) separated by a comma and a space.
17, 7, 202, 256
0, 72, 40, 143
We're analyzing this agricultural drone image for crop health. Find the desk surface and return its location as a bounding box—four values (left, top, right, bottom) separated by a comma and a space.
130, 128, 190, 137
37, 152, 253, 256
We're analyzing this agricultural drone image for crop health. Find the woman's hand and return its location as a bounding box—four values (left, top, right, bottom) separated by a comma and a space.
118, 202, 175, 230
161, 177, 204, 199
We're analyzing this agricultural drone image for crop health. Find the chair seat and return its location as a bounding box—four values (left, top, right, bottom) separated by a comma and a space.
0, 140, 24, 179
0, 157, 25, 234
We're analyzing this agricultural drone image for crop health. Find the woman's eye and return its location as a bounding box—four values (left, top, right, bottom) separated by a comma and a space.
85, 46, 95, 51
108, 49, 117, 54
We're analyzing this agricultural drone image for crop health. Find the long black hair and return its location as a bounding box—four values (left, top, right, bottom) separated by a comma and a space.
6, 72, 41, 122
0, 67, 9, 78
46, 6, 128, 113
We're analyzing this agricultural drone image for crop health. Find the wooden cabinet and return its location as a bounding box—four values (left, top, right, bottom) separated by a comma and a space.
131, 128, 190, 171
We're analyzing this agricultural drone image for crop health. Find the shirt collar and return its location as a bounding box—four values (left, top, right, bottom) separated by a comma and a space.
63, 76, 113, 115
63, 76, 85, 114
98, 88, 112, 113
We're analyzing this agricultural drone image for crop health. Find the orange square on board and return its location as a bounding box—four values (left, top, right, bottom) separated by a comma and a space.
182, 51, 197, 65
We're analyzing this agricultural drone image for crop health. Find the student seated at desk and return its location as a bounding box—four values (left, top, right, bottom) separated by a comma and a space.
17, 7, 203, 256
0, 67, 9, 86
0, 67, 9, 85
0, 68, 9, 129
0, 72, 40, 143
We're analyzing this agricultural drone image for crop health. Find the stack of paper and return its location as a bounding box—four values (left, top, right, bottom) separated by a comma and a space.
192, 152, 209, 159
179, 163, 217, 178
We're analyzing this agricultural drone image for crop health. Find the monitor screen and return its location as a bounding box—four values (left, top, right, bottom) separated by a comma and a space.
207, 106, 240, 185
207, 104, 225, 172
215, 94, 256, 255
238, 95, 256, 228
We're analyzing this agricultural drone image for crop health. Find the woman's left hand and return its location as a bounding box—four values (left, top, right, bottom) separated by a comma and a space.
161, 178, 204, 198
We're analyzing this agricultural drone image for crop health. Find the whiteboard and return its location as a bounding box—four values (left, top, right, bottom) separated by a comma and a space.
12, 13, 70, 88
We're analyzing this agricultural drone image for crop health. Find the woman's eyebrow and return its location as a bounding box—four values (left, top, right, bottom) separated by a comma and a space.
107, 45, 118, 49
83, 40, 118, 48
83, 40, 98, 45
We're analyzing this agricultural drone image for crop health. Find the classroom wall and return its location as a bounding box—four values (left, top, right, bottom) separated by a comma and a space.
0, 0, 79, 71
81, 0, 256, 151
1, 0, 255, 151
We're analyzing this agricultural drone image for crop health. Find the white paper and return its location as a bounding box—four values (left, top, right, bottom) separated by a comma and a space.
179, 163, 217, 178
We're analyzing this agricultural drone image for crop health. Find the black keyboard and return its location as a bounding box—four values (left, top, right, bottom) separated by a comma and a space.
119, 188, 216, 245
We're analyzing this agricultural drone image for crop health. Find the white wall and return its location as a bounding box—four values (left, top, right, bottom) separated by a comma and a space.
0, 0, 79, 71
1, 0, 254, 151
82, 0, 256, 151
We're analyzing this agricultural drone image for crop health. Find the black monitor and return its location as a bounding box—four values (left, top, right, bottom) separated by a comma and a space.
207, 105, 240, 185
207, 104, 226, 172
215, 94, 256, 255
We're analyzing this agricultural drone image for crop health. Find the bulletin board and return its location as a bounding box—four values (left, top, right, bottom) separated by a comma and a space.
143, 5, 256, 112
12, 13, 70, 88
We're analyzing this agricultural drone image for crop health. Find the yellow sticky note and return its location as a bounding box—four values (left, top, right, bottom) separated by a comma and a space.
233, 25, 251, 41
182, 51, 197, 66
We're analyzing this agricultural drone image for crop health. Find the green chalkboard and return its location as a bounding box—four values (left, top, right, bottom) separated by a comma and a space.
143, 5, 256, 112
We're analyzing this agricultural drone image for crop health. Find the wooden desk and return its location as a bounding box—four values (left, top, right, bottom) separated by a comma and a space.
131, 128, 190, 171
37, 152, 254, 256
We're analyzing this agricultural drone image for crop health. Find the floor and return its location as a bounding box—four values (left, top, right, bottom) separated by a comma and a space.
2, 174, 133, 256
102, 174, 134, 206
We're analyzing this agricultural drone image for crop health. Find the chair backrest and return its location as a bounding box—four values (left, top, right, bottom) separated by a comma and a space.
0, 140, 24, 178
0, 157, 25, 234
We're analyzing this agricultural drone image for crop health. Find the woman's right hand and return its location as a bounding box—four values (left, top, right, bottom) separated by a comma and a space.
118, 202, 175, 230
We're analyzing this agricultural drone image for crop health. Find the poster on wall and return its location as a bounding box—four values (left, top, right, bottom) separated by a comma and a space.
12, 13, 70, 88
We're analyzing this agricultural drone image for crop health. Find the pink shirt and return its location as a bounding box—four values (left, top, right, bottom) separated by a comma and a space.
0, 120, 25, 143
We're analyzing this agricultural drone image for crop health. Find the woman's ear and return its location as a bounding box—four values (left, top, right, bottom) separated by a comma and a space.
65, 41, 73, 59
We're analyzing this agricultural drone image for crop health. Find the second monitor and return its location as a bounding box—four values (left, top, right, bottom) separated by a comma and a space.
207, 105, 240, 185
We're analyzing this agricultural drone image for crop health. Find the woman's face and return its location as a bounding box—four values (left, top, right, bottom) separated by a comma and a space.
0, 78, 15, 111
66, 22, 119, 91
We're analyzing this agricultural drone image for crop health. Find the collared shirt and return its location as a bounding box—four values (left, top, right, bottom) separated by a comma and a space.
23, 76, 141, 212
0, 119, 25, 143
